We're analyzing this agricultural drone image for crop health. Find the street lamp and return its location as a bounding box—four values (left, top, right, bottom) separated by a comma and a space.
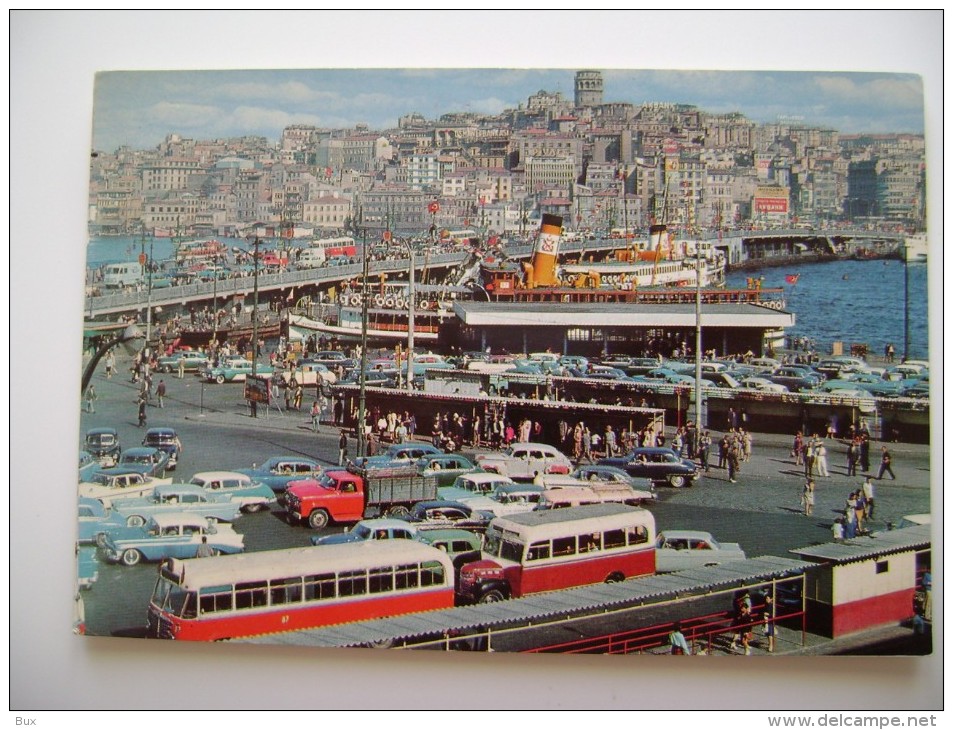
357, 228, 370, 458
250, 236, 262, 418
398, 237, 415, 392
81, 323, 145, 394
693, 244, 704, 429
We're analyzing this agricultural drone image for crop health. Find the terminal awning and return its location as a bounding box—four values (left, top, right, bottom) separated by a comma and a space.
453, 301, 794, 328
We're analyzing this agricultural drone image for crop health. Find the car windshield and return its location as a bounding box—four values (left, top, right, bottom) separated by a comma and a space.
87, 434, 114, 446
89, 473, 113, 486
125, 454, 152, 464
351, 525, 373, 540
483, 530, 524, 563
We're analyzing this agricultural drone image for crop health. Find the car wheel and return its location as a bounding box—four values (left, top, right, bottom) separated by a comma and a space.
163, 365, 172, 373
126, 515, 146, 527
605, 572, 625, 584
668, 475, 687, 488
308, 509, 330, 530
479, 589, 506, 604
121, 549, 142, 566
215, 374, 226, 384
242, 503, 264, 513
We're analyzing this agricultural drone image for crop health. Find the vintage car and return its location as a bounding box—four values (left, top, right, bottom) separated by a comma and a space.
84, 427, 121, 466
111, 483, 242, 527
397, 500, 493, 532
415, 453, 478, 488
654, 530, 747, 573
79, 467, 174, 501
768, 366, 822, 392
236, 456, 323, 493
439, 472, 516, 500
157, 350, 209, 373
77, 496, 125, 545
309, 350, 357, 370
598, 447, 699, 488
116, 446, 171, 478
78, 450, 101, 482
416, 528, 484, 571
311, 518, 422, 546
438, 473, 540, 517
279, 361, 337, 387
205, 358, 274, 383
474, 442, 572, 481
188, 471, 275, 512
99, 512, 245, 566
486, 483, 545, 515
822, 373, 913, 397
569, 465, 657, 502
360, 443, 444, 470
738, 376, 790, 394
141, 427, 183, 470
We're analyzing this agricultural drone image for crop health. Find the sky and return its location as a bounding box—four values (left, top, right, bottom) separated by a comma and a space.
92, 67, 925, 152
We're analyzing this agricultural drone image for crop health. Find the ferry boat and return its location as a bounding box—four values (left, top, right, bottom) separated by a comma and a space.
901, 233, 928, 263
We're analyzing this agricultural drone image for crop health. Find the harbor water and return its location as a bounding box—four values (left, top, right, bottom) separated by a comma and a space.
86, 236, 930, 361
726, 259, 929, 361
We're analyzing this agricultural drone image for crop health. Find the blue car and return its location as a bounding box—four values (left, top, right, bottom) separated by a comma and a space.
236, 456, 323, 493
112, 483, 242, 527
99, 512, 245, 566
78, 451, 101, 482
78, 497, 125, 545
188, 471, 275, 512
311, 518, 422, 546
142, 428, 183, 470
117, 447, 170, 478
360, 443, 443, 470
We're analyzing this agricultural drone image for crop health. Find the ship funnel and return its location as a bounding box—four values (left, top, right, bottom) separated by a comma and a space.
528, 214, 563, 287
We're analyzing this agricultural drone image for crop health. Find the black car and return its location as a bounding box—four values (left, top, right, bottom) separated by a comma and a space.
397, 500, 493, 532
597, 447, 698, 488
141, 427, 183, 471
84, 427, 122, 465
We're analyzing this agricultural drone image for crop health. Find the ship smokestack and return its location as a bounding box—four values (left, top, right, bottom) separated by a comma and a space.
528, 214, 563, 287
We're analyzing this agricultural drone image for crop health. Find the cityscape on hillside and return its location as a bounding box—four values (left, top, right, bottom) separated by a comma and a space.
88, 69, 927, 240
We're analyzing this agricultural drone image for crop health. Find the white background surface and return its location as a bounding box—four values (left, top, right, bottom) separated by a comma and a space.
9, 9, 944, 713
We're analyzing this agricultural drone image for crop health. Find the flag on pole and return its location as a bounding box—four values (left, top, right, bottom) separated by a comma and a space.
785, 274, 800, 285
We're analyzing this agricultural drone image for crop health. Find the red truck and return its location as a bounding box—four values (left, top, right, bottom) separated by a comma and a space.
282, 466, 439, 529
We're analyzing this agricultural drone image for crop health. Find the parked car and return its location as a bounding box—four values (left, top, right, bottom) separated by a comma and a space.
116, 446, 171, 479
280, 361, 337, 387
157, 350, 209, 374
768, 366, 822, 392
815, 357, 867, 380
99, 512, 245, 566
111, 483, 242, 527
398, 500, 493, 531
360, 443, 443, 470
416, 528, 484, 571
205, 358, 274, 383
79, 468, 174, 501
569, 465, 657, 502
739, 377, 790, 394
311, 518, 421, 546
308, 351, 357, 370
84, 427, 121, 466
188, 471, 275, 512
141, 427, 183, 470
598, 447, 699, 488
77, 497, 124, 545
474, 442, 572, 481
236, 456, 323, 493
440, 473, 541, 517
654, 530, 747, 572
415, 453, 478, 488
78, 450, 101, 482
747, 357, 782, 373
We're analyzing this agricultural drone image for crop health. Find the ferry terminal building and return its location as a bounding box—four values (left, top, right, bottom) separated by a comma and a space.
443, 301, 795, 359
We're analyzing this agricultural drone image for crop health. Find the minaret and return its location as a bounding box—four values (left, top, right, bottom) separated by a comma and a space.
574, 70, 604, 108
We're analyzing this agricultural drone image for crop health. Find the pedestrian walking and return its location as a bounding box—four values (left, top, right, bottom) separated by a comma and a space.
293, 383, 303, 411
846, 438, 859, 477
860, 435, 871, 472
84, 384, 97, 414
877, 447, 896, 480
792, 431, 804, 465
718, 434, 729, 469
582, 427, 593, 463
862, 476, 875, 519
742, 429, 752, 462
156, 379, 166, 408
762, 593, 776, 653
605, 425, 618, 457
104, 351, 115, 379
854, 491, 867, 534
177, 356, 185, 379
730, 591, 753, 655
310, 401, 321, 431
668, 622, 692, 655
726, 441, 741, 483
338, 430, 348, 466
831, 518, 844, 542
698, 431, 712, 473
137, 396, 148, 428
802, 479, 815, 516
844, 493, 858, 539
816, 440, 829, 477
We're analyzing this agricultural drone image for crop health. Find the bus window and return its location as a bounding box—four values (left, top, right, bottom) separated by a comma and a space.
235, 580, 268, 609
303, 573, 336, 601
394, 563, 419, 590
420, 561, 446, 587
369, 567, 394, 594
579, 533, 601, 553
499, 539, 524, 563
553, 536, 576, 557
270, 577, 303, 605
338, 570, 368, 597
604, 529, 626, 550
627, 526, 649, 545
527, 541, 550, 561
199, 584, 233, 614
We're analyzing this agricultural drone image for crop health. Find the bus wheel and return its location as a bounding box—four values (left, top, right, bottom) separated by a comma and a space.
605, 572, 625, 584
308, 509, 330, 530
386, 505, 410, 518
479, 589, 506, 604
121, 549, 142, 566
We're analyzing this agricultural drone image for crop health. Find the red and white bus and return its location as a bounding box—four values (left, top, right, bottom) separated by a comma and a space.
457, 503, 656, 604
311, 236, 357, 258
147, 541, 455, 641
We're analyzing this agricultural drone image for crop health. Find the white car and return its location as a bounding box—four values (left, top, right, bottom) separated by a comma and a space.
474, 442, 573, 481
739, 377, 789, 393
79, 469, 173, 501
655, 530, 747, 573
188, 471, 275, 512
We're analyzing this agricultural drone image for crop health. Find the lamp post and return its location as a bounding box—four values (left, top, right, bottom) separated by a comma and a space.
400, 237, 415, 392
694, 244, 704, 428
81, 323, 145, 395
243, 236, 262, 418
357, 228, 370, 458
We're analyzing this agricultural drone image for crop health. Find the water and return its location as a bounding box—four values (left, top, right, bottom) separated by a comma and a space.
726, 259, 929, 360
87, 237, 930, 361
